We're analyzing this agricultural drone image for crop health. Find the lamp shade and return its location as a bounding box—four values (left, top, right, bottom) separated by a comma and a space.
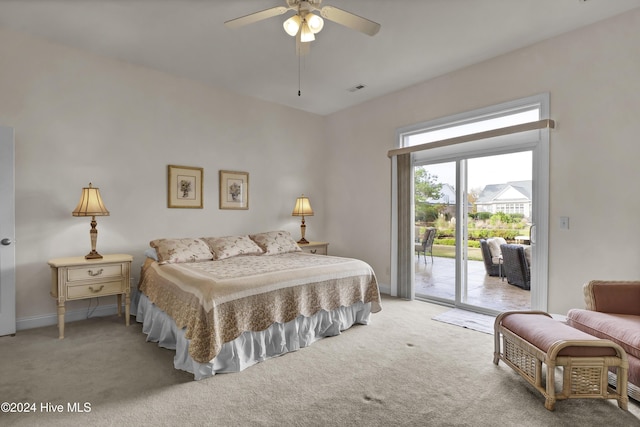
306, 13, 324, 33
283, 14, 301, 36
299, 22, 315, 42
72, 183, 110, 217
291, 195, 314, 217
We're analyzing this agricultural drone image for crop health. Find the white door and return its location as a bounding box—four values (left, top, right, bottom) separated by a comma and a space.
0, 125, 16, 336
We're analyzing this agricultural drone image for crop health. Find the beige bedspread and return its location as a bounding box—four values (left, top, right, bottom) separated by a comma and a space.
138, 252, 381, 363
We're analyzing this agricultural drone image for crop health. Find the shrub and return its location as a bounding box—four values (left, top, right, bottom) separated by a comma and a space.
490, 212, 513, 224
415, 205, 439, 223
435, 238, 455, 246
477, 212, 492, 221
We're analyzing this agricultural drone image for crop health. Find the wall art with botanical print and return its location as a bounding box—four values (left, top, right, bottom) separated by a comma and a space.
168, 165, 203, 208
219, 170, 248, 210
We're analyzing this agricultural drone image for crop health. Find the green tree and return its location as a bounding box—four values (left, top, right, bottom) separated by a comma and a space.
414, 167, 443, 222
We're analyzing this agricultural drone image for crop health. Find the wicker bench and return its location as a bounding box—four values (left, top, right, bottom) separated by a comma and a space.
493, 310, 629, 411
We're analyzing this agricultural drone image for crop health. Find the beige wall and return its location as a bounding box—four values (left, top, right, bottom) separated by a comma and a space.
325, 8, 640, 314
0, 28, 327, 325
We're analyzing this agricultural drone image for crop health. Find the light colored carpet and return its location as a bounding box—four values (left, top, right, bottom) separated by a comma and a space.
1, 295, 639, 426
432, 309, 496, 335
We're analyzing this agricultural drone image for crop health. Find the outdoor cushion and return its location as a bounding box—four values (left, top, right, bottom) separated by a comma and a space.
487, 237, 506, 260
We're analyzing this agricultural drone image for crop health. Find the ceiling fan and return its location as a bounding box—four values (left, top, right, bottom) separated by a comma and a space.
224, 0, 381, 54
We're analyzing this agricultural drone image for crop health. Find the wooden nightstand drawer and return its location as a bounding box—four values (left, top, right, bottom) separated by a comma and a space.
67, 280, 124, 299
66, 264, 124, 282
298, 241, 329, 255
301, 245, 327, 255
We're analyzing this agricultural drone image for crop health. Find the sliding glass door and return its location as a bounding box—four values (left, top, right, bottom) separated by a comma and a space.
415, 151, 533, 314
394, 94, 550, 314
414, 151, 533, 311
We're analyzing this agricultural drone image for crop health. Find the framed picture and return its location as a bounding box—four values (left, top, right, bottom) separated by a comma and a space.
167, 165, 203, 209
219, 170, 249, 210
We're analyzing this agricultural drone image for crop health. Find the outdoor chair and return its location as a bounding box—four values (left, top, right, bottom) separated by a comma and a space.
415, 227, 436, 263
480, 238, 506, 277
500, 243, 531, 290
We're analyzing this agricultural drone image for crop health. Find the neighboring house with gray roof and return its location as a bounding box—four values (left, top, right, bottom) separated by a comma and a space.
475, 180, 532, 219
426, 183, 456, 205
424, 183, 457, 219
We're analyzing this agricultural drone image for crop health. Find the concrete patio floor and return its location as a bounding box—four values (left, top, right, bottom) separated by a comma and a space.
414, 255, 531, 312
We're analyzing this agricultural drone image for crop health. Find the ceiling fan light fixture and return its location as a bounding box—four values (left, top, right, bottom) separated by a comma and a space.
283, 14, 301, 36
306, 13, 324, 33
300, 22, 315, 42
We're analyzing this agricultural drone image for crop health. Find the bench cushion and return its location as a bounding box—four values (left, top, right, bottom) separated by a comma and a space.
567, 309, 640, 359
501, 313, 617, 357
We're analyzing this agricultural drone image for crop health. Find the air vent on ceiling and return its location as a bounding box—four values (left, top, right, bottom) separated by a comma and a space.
347, 84, 366, 93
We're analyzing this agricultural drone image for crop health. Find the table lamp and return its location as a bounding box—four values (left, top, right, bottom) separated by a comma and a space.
72, 183, 110, 259
291, 194, 314, 244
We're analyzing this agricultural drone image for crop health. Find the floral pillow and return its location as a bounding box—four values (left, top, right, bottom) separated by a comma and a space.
249, 230, 302, 255
149, 238, 213, 264
202, 235, 264, 260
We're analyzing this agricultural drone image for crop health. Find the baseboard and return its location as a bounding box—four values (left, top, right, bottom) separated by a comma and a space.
16, 303, 122, 331
378, 283, 390, 295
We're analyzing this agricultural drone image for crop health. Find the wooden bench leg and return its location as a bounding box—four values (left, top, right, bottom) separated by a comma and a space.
545, 363, 556, 411
617, 365, 629, 410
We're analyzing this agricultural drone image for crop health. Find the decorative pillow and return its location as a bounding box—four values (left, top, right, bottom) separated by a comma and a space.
202, 235, 264, 260
144, 248, 159, 261
487, 237, 507, 262
249, 230, 302, 255
149, 238, 213, 264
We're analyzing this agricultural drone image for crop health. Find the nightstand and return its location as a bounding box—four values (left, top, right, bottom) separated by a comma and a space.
48, 254, 133, 339
298, 241, 329, 255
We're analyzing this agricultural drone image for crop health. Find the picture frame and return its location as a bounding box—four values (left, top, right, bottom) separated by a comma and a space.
167, 165, 203, 209
219, 170, 249, 210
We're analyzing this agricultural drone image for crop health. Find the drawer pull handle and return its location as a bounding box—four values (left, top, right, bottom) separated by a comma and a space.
88, 285, 104, 293
88, 269, 103, 277
310, 249, 317, 254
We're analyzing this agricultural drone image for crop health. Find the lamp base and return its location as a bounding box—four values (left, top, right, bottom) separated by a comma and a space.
85, 251, 103, 260
297, 219, 309, 245
85, 217, 103, 259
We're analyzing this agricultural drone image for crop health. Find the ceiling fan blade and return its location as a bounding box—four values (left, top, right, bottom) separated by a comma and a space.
320, 6, 380, 36
224, 6, 289, 29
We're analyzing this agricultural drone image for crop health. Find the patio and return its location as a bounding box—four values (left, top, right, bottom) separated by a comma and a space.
414, 254, 530, 312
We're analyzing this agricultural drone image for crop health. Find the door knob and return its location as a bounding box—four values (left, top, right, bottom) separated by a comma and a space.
1, 238, 13, 246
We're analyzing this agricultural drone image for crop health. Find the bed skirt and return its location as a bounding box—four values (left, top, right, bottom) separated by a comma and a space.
135, 293, 372, 380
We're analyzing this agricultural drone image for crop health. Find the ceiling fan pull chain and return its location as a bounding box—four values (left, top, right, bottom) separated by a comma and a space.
298, 52, 301, 96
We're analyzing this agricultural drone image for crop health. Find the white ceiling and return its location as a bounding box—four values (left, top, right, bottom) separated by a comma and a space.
1, 0, 639, 116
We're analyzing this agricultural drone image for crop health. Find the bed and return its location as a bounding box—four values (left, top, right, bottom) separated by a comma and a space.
135, 231, 381, 379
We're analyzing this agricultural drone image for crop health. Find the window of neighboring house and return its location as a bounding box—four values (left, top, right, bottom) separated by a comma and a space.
496, 203, 525, 214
